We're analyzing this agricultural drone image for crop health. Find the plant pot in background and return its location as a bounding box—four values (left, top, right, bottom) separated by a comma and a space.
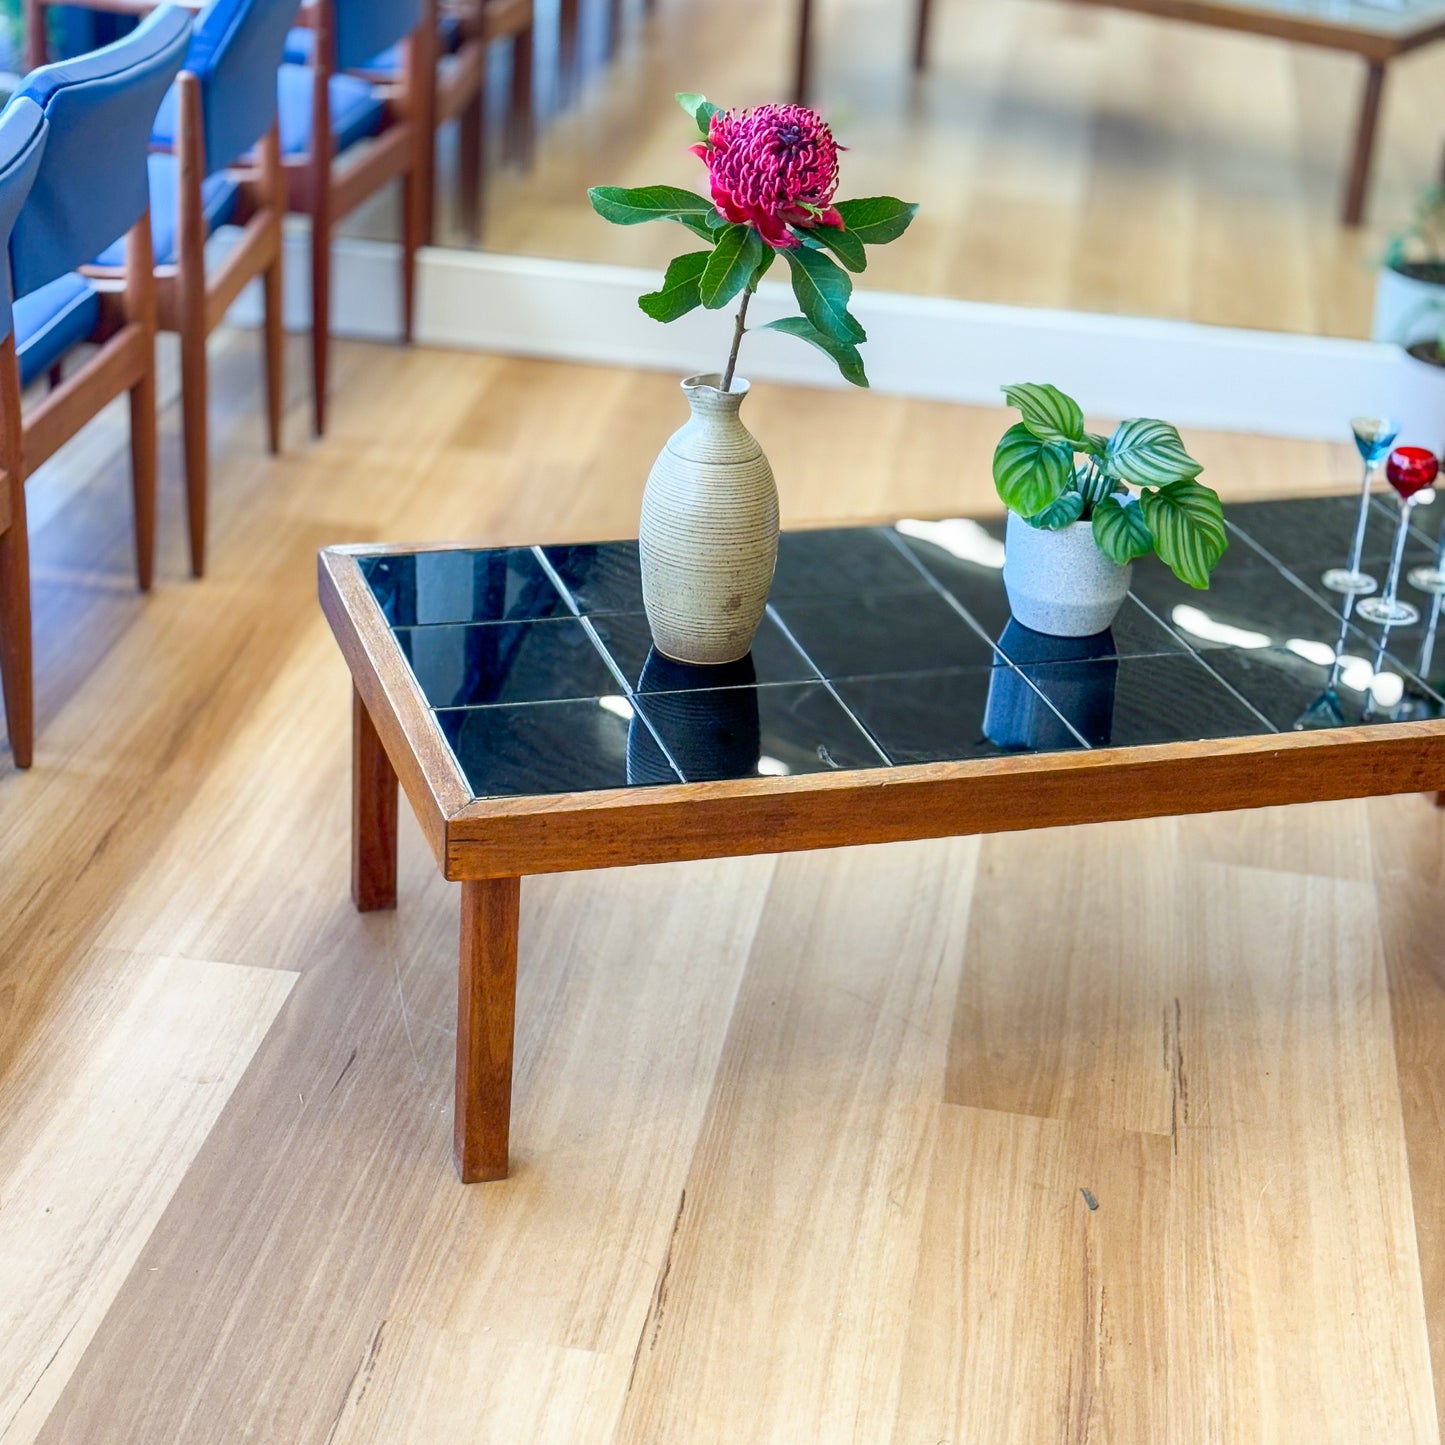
1001, 513, 1132, 637
1372, 262, 1445, 348
640, 374, 779, 666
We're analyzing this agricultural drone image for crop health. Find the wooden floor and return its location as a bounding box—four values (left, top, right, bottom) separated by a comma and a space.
459, 0, 1445, 338
3, 333, 1445, 1441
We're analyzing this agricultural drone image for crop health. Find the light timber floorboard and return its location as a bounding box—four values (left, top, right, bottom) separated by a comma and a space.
0, 334, 1438, 1440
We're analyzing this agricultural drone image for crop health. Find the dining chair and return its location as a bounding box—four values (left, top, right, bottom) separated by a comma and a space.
73, 0, 299, 578
280, 0, 428, 436
1, 6, 192, 768
285, 0, 533, 247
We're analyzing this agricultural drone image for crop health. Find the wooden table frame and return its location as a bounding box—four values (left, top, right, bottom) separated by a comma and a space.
321, 541, 1445, 1182
793, 0, 1445, 224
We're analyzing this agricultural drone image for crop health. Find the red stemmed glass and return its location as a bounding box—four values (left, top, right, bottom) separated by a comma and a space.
1359, 447, 1439, 626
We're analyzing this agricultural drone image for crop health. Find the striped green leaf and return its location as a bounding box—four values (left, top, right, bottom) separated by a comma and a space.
1106, 417, 1204, 487
1139, 479, 1228, 588
1001, 382, 1087, 447
993, 422, 1073, 518
1090, 493, 1154, 564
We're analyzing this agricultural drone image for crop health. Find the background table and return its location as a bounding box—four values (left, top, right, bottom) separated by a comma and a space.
321, 495, 1445, 1182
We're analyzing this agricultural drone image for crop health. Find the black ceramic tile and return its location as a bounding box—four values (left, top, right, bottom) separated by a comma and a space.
1203, 645, 1440, 731
437, 697, 679, 797
363, 547, 567, 627
636, 682, 884, 781
769, 527, 933, 600
588, 610, 818, 692
397, 617, 617, 707
773, 589, 995, 678
835, 666, 1086, 763
1019, 653, 1269, 747
541, 541, 644, 615
1228, 494, 1444, 578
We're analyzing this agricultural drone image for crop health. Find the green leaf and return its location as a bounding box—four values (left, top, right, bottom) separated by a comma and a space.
1080, 431, 1109, 458
805, 224, 867, 273
1105, 417, 1204, 487
638, 251, 710, 323
588, 185, 717, 233
784, 246, 866, 345
1001, 382, 1087, 448
832, 196, 918, 246
760, 317, 869, 388
1139, 479, 1228, 588
993, 422, 1073, 518
700, 225, 766, 310
1025, 487, 1085, 530
674, 92, 720, 136
1090, 493, 1154, 564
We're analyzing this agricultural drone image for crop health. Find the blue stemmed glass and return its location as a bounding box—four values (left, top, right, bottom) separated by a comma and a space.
1323, 416, 1400, 595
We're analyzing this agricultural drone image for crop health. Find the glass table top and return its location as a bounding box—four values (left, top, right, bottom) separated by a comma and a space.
360, 495, 1445, 800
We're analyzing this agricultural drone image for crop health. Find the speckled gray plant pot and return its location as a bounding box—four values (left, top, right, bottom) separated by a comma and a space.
1003, 512, 1132, 637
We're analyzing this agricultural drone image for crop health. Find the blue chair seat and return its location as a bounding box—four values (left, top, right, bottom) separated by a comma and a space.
14, 273, 100, 387
282, 14, 463, 69
276, 63, 386, 158
94, 151, 240, 268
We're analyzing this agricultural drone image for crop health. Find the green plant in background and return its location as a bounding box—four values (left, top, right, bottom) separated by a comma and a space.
0, 0, 20, 77
992, 382, 1228, 588
1382, 184, 1445, 275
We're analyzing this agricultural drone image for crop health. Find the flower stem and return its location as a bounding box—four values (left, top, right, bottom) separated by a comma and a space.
722, 286, 753, 392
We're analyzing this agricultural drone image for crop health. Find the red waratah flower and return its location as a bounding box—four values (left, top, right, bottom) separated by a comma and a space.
690, 103, 843, 250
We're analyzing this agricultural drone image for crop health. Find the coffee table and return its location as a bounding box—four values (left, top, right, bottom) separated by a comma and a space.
320, 495, 1445, 1182
793, 0, 1445, 224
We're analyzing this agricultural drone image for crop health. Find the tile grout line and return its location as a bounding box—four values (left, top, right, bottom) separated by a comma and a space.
530, 545, 686, 782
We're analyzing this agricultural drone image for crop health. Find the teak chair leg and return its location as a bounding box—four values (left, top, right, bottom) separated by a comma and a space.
457, 84, 483, 245
261, 123, 285, 457
508, 24, 534, 167
0, 335, 31, 768
456, 875, 521, 1183
176, 70, 210, 577
1343, 59, 1386, 226
125, 216, 158, 592
795, 0, 813, 104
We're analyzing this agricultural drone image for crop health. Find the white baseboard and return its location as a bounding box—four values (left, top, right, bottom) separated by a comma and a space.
225, 225, 1445, 446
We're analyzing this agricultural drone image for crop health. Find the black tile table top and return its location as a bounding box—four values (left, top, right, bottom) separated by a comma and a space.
365, 497, 1445, 800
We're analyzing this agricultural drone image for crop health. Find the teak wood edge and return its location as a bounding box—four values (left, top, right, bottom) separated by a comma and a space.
318, 545, 1445, 882
318, 549, 469, 868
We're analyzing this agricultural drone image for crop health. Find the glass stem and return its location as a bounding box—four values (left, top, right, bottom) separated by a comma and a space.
1381, 499, 1412, 613
1346, 461, 1374, 576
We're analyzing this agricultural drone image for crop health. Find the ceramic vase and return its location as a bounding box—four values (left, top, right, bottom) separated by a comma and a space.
1002, 512, 1131, 637
639, 374, 779, 665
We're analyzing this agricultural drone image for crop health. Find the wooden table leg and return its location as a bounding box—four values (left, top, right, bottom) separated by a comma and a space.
456, 877, 521, 1182
912, 0, 933, 71
795, 0, 813, 105
352, 687, 398, 912
1342, 59, 1386, 227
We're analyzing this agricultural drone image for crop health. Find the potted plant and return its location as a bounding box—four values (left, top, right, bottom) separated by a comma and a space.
1374, 185, 1445, 354
589, 92, 916, 665
992, 382, 1227, 636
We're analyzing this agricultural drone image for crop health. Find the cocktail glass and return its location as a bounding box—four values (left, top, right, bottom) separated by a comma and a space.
1323, 416, 1400, 594
1357, 446, 1439, 626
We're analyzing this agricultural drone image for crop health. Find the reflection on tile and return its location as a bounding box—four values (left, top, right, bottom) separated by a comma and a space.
774, 590, 995, 678
364, 548, 567, 627
836, 666, 1085, 763
771, 527, 932, 599
1230, 494, 1443, 577
438, 697, 679, 796
589, 610, 817, 692
1204, 645, 1439, 731
637, 682, 884, 781
397, 618, 617, 707
1020, 653, 1269, 746
541, 541, 644, 615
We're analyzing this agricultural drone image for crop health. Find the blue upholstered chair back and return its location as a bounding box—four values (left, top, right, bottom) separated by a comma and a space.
186, 0, 302, 174
0, 99, 48, 332
9, 7, 192, 298
334, 0, 423, 73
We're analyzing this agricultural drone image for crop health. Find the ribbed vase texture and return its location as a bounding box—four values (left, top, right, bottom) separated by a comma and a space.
640, 374, 779, 665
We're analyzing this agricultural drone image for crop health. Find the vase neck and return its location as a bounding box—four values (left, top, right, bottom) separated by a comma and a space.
683, 373, 749, 424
